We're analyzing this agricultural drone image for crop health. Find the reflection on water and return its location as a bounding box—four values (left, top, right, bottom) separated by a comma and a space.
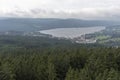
40, 27, 105, 39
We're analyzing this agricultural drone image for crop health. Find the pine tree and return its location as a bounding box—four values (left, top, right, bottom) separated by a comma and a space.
106, 68, 120, 80
65, 67, 80, 80
47, 63, 57, 80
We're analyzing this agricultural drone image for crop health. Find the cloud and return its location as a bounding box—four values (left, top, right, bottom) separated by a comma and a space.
0, 0, 120, 20
1, 6, 120, 20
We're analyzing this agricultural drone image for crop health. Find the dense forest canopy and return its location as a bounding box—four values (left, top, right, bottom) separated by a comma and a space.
1, 0, 120, 79
0, 35, 119, 80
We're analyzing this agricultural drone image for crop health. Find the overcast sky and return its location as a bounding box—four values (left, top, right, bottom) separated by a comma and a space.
0, 0, 120, 20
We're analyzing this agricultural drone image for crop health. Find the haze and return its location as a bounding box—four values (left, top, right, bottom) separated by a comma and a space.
0, 0, 120, 20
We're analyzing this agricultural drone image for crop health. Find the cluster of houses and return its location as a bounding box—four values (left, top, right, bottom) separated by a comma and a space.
72, 34, 96, 43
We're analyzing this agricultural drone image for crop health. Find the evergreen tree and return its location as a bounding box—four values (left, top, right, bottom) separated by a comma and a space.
47, 62, 57, 80
65, 67, 80, 80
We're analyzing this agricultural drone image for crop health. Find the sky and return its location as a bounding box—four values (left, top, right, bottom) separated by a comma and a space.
0, 0, 120, 20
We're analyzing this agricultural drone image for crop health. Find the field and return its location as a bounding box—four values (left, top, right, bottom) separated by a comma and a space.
85, 25, 120, 46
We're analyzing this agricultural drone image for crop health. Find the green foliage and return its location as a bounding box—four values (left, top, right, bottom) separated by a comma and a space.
65, 67, 80, 80
0, 36, 119, 80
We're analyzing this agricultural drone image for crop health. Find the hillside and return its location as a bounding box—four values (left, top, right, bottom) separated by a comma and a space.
0, 35, 119, 80
0, 18, 119, 32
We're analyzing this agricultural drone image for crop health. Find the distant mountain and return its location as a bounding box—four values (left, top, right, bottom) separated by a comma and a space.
0, 18, 119, 32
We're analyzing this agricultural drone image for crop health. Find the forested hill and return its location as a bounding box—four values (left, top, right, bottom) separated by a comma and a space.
0, 18, 119, 31
0, 35, 120, 80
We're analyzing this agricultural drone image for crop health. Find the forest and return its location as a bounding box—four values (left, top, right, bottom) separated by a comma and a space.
0, 35, 120, 80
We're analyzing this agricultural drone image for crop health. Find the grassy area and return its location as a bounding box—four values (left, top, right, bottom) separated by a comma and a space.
98, 38, 120, 44
95, 35, 111, 40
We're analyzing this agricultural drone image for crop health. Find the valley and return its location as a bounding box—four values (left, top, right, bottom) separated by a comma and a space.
0, 18, 120, 47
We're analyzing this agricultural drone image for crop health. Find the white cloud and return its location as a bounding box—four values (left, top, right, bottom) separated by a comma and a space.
0, 0, 120, 20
